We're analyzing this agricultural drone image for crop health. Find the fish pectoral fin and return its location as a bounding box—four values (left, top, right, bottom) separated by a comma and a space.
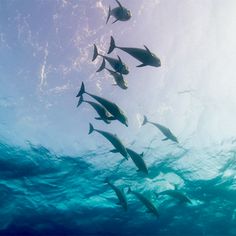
136, 169, 141, 172
95, 117, 102, 120
112, 83, 118, 86
144, 45, 152, 55
137, 63, 147, 68
162, 138, 169, 141
116, 202, 121, 205
105, 120, 111, 124
112, 19, 119, 24
107, 116, 116, 121
110, 149, 119, 153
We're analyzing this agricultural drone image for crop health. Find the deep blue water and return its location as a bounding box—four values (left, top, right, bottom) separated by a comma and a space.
1, 139, 236, 236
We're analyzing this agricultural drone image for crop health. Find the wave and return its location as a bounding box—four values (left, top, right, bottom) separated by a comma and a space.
0, 138, 236, 235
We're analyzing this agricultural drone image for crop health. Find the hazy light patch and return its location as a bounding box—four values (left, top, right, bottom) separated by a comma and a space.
49, 84, 70, 94
136, 113, 144, 128
0, 33, 9, 49
39, 44, 49, 91
61, 0, 69, 7
222, 169, 234, 178
95, 79, 103, 93
0, 97, 16, 108
95, 0, 107, 19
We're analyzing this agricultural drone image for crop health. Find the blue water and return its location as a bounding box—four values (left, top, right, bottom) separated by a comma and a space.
1, 138, 236, 236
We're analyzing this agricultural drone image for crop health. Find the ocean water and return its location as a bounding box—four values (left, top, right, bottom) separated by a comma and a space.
1, 138, 236, 236
1, 0, 236, 235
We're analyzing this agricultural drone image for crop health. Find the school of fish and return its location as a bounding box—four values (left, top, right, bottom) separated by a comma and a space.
76, 0, 191, 218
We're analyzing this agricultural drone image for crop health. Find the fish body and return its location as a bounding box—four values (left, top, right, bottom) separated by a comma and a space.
77, 82, 128, 127
77, 95, 113, 124
93, 44, 129, 75
157, 190, 191, 204
106, 0, 131, 24
142, 115, 178, 143
106, 68, 128, 90
108, 36, 161, 68
105, 179, 128, 211
128, 188, 159, 217
89, 123, 128, 159
126, 148, 148, 174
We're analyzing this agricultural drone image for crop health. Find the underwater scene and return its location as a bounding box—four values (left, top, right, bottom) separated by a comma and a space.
1, 0, 236, 235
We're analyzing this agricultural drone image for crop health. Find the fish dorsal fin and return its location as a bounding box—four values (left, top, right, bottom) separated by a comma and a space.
144, 45, 152, 55
140, 152, 144, 158
115, 0, 123, 9
117, 55, 123, 64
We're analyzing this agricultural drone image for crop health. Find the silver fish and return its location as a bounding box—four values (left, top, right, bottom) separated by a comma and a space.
105, 178, 128, 211
93, 44, 129, 75
128, 187, 159, 217
106, 0, 131, 24
88, 123, 128, 159
77, 82, 128, 127
77, 95, 114, 124
142, 115, 178, 143
108, 36, 161, 68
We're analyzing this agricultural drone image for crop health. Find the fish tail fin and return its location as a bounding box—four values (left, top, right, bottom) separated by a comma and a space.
88, 123, 94, 135
142, 115, 148, 126
77, 95, 84, 107
127, 187, 132, 194
96, 58, 106, 72
76, 82, 85, 97
106, 6, 111, 24
108, 36, 116, 54
92, 44, 99, 61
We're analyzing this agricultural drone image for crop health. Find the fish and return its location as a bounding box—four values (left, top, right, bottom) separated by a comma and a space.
108, 36, 161, 68
126, 148, 148, 174
77, 95, 114, 124
105, 68, 128, 90
142, 115, 178, 143
77, 82, 128, 127
105, 178, 128, 211
88, 123, 128, 159
128, 187, 159, 217
92, 44, 129, 75
106, 0, 132, 24
155, 190, 192, 204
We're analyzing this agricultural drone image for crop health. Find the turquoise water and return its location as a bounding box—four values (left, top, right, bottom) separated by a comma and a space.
1, 138, 236, 235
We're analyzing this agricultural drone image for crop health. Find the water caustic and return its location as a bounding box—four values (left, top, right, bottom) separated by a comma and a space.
1, 1, 236, 236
